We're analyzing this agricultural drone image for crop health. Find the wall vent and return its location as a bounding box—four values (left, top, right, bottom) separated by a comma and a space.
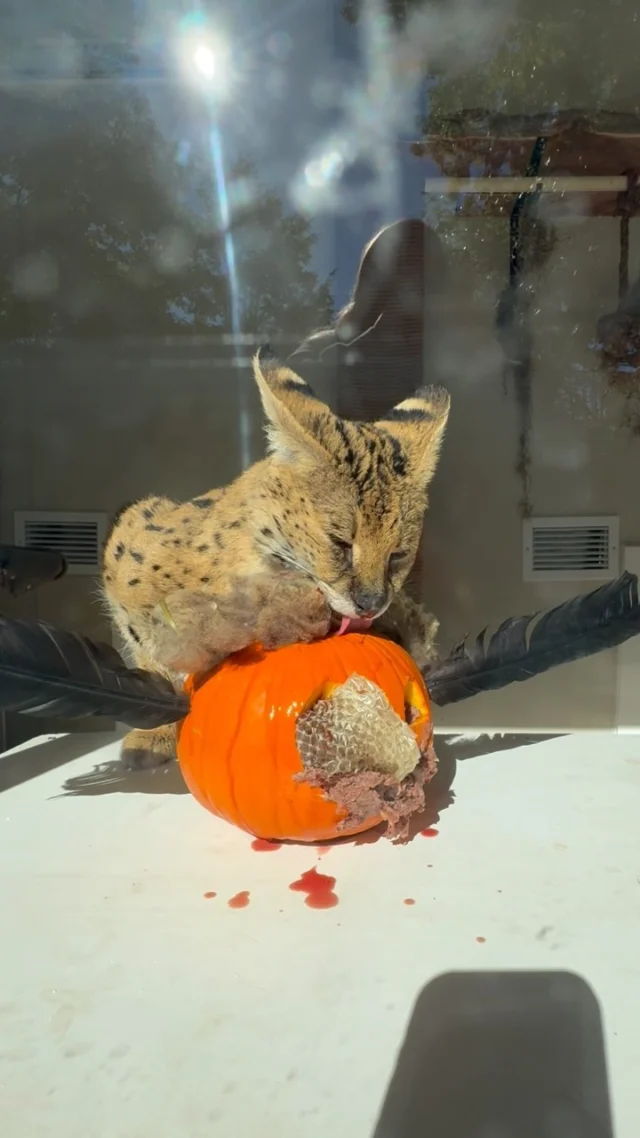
14, 511, 108, 576
523, 517, 619, 582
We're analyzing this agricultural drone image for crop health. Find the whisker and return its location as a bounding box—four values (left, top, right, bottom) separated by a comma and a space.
319, 312, 384, 360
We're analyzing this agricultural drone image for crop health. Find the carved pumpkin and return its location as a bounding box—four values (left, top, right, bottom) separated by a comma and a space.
177, 633, 434, 843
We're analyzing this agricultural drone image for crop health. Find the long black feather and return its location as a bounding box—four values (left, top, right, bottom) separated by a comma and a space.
426, 572, 640, 707
3, 573, 639, 728
0, 614, 189, 728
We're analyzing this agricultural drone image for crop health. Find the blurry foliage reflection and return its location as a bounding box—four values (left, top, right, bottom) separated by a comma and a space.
0, 87, 332, 341
345, 0, 640, 120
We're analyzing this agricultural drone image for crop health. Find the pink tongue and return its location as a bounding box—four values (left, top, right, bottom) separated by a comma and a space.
336, 615, 375, 636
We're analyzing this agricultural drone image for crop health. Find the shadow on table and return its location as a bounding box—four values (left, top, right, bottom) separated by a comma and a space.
373, 970, 614, 1138
58, 733, 561, 814
58, 734, 459, 811
434, 731, 563, 763
0, 732, 116, 794
0, 727, 559, 804
61, 757, 190, 796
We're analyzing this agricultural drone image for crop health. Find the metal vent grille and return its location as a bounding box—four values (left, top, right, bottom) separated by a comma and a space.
523, 517, 619, 582
14, 511, 108, 576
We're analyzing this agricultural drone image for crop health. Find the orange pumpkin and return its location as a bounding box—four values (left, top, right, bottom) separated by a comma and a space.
177, 633, 433, 843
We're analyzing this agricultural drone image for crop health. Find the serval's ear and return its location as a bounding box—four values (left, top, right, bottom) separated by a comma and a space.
376, 387, 451, 489
252, 346, 335, 463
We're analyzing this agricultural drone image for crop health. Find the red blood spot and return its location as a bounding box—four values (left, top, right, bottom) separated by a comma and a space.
228, 891, 250, 909
476, 935, 486, 944
251, 838, 282, 852
421, 827, 439, 838
289, 867, 338, 909
203, 891, 217, 900
403, 898, 416, 906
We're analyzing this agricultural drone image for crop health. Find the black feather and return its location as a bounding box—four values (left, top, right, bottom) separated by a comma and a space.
0, 615, 189, 728
426, 572, 640, 707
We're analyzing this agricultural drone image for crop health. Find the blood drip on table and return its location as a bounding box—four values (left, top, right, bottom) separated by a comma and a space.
289, 867, 338, 909
251, 839, 282, 852
228, 891, 250, 909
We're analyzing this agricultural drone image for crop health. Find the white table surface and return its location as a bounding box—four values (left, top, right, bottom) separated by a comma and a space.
1, 729, 639, 1136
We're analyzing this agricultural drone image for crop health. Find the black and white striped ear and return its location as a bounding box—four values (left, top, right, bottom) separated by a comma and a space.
376, 386, 451, 487
252, 347, 333, 462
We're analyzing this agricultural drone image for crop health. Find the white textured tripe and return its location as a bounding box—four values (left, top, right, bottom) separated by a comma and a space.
295, 675, 421, 781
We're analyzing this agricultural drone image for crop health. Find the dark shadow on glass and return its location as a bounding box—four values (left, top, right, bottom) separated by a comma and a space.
0, 543, 66, 595
373, 971, 614, 1138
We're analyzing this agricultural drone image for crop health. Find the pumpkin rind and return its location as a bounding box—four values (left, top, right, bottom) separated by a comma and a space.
177, 633, 433, 842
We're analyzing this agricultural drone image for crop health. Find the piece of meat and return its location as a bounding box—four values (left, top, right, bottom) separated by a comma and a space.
299, 736, 438, 842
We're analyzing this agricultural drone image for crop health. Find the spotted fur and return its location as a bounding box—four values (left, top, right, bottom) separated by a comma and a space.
102, 348, 450, 769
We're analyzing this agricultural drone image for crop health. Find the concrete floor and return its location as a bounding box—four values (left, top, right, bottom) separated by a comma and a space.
0, 730, 638, 1136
